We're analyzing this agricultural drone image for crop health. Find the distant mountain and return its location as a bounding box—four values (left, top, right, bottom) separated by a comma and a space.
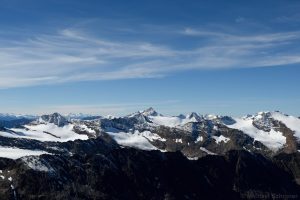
0, 108, 299, 199
1, 108, 300, 156
96, 108, 300, 157
39, 113, 69, 127
0, 114, 37, 128
65, 113, 102, 121
0, 113, 37, 121
140, 107, 160, 116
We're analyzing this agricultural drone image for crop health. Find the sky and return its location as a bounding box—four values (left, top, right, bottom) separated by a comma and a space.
0, 0, 300, 116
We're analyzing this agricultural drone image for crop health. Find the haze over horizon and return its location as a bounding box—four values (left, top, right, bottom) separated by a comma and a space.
0, 0, 300, 116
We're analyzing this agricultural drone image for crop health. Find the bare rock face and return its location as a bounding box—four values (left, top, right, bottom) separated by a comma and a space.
141, 107, 160, 117
0, 118, 35, 129
251, 112, 274, 132
0, 146, 299, 200
274, 152, 300, 185
147, 123, 271, 158
39, 113, 69, 127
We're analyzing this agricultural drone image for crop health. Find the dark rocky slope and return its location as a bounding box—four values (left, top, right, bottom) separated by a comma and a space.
0, 138, 299, 200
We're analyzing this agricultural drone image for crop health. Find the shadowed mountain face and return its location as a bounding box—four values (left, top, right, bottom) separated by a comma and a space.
0, 109, 300, 199
0, 115, 35, 129
39, 113, 69, 127
0, 141, 299, 200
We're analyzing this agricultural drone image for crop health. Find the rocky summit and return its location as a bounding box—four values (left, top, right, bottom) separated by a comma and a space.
0, 108, 300, 199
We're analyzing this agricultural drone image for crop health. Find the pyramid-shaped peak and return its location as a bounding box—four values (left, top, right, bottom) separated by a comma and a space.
141, 107, 160, 116
187, 112, 201, 119
40, 113, 69, 127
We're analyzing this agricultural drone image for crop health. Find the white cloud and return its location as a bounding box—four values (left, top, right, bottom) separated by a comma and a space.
0, 27, 300, 88
182, 28, 300, 43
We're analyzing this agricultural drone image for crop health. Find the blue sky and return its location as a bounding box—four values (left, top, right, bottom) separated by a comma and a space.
0, 0, 300, 116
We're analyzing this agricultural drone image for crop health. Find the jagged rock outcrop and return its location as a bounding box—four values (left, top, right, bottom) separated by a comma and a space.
39, 113, 69, 127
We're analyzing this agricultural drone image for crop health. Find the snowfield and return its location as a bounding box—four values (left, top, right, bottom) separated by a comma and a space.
0, 146, 49, 159
148, 114, 199, 128
227, 113, 287, 150
0, 123, 89, 142
106, 129, 158, 151
271, 112, 300, 139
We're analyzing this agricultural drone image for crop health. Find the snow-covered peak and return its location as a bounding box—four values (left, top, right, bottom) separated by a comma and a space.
39, 113, 69, 127
227, 115, 286, 150
244, 111, 272, 120
141, 107, 160, 117
252, 112, 273, 132
240, 111, 296, 133
186, 112, 202, 121
226, 111, 300, 150
216, 116, 236, 125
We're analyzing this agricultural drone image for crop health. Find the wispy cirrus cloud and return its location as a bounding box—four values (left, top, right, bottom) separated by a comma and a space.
182, 27, 300, 43
1, 26, 300, 89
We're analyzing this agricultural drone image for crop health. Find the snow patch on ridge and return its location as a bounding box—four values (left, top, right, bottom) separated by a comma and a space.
148, 114, 200, 128
195, 136, 203, 143
212, 135, 230, 144
0, 146, 50, 160
75, 124, 96, 135
6, 123, 88, 142
22, 156, 54, 172
142, 131, 167, 142
106, 129, 158, 151
271, 112, 300, 139
200, 147, 217, 155
175, 138, 183, 143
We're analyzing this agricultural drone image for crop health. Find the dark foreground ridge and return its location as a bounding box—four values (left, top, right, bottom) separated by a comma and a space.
0, 136, 299, 200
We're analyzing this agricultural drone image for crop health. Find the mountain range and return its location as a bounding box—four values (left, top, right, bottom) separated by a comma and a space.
0, 108, 299, 199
